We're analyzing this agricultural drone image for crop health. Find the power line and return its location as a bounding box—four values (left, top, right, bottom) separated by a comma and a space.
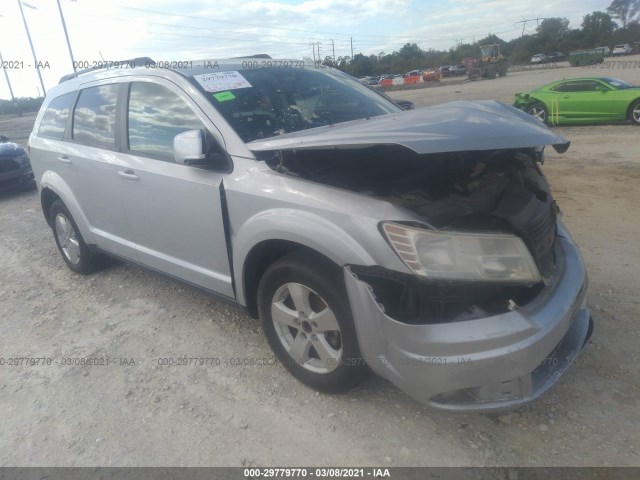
514, 17, 550, 37
108, 5, 518, 44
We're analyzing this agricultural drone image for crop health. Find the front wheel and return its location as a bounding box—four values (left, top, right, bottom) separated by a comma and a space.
257, 251, 368, 393
527, 102, 548, 124
628, 100, 640, 125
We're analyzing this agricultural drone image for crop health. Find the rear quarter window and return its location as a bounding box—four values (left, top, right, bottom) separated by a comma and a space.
37, 92, 76, 140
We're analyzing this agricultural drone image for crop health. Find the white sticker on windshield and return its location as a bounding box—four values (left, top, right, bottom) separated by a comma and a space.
193, 71, 252, 93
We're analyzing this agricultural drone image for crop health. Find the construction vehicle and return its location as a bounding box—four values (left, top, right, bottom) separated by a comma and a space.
465, 44, 508, 80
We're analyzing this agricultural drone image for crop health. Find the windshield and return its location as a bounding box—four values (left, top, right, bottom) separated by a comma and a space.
187, 64, 401, 143
480, 46, 497, 57
603, 78, 636, 89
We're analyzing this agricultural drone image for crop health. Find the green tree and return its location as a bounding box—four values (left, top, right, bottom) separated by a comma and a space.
607, 0, 640, 27
537, 17, 570, 51
582, 11, 616, 45
322, 56, 336, 68
347, 53, 375, 77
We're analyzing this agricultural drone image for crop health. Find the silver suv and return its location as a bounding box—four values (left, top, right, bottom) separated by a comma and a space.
29, 57, 592, 411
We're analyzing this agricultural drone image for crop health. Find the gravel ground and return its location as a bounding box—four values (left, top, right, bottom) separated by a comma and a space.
0, 59, 639, 466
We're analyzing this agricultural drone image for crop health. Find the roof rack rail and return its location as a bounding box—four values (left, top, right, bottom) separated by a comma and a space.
59, 57, 155, 84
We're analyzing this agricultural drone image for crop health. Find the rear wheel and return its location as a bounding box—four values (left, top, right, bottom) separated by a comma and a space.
258, 251, 367, 393
628, 100, 640, 125
50, 200, 104, 274
527, 102, 548, 124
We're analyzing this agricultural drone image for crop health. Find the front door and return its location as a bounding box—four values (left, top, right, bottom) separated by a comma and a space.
114, 80, 234, 297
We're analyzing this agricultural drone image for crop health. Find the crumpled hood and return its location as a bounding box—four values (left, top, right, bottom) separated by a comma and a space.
248, 100, 570, 154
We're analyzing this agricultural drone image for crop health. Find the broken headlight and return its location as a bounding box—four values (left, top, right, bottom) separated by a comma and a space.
382, 222, 541, 283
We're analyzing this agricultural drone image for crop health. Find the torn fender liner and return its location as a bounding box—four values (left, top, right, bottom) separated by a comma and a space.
247, 100, 570, 155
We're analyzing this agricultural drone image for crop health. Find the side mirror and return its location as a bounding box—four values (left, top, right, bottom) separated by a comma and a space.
174, 130, 206, 166
395, 100, 414, 110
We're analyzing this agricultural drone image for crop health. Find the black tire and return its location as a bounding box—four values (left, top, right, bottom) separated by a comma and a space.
50, 199, 104, 274
527, 102, 548, 124
257, 251, 368, 393
628, 99, 640, 126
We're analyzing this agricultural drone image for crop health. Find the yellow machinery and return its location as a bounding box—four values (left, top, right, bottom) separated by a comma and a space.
467, 44, 508, 80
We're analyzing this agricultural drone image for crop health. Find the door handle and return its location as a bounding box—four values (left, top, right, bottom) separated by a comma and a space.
57, 156, 72, 165
117, 170, 139, 181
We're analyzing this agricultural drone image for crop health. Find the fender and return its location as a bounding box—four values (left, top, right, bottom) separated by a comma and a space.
39, 171, 95, 245
233, 208, 380, 306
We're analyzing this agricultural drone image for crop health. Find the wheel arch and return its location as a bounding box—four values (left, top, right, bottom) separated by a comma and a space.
526, 97, 546, 109
242, 240, 341, 319
41, 187, 61, 227
625, 97, 640, 122
38, 171, 93, 243
232, 208, 380, 313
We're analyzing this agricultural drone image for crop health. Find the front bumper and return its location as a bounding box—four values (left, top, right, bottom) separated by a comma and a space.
344, 233, 591, 412
0, 165, 35, 193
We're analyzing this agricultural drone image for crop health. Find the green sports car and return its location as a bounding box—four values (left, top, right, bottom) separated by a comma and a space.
514, 77, 640, 126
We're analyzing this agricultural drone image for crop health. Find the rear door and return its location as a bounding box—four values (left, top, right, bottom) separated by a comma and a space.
113, 79, 234, 297
55, 83, 136, 257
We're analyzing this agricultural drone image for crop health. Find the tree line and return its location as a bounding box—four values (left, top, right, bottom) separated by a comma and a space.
323, 0, 640, 77
0, 97, 44, 116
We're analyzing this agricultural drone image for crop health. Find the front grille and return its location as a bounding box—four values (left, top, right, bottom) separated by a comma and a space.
0, 158, 20, 173
0, 177, 21, 189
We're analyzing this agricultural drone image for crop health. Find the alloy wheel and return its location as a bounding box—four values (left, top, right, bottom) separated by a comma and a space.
271, 282, 343, 374
54, 213, 81, 265
530, 106, 546, 123
632, 104, 640, 123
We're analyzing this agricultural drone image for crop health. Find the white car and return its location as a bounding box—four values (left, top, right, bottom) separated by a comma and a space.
612, 44, 632, 56
530, 54, 548, 64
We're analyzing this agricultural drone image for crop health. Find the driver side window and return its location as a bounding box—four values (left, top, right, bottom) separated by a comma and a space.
128, 82, 205, 160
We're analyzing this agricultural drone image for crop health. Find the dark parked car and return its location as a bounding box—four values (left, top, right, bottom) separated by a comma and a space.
546, 51, 567, 62
450, 64, 467, 76
370, 86, 414, 110
0, 136, 35, 193
437, 66, 452, 77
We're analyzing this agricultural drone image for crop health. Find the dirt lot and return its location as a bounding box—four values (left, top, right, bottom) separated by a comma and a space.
1, 61, 639, 467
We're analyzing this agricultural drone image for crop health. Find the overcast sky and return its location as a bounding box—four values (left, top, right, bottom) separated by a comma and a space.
0, 0, 610, 99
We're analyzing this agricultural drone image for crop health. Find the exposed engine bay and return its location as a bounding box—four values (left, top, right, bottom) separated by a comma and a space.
262, 145, 559, 324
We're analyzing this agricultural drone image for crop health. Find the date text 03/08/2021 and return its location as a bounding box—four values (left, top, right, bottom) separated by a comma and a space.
243, 468, 391, 478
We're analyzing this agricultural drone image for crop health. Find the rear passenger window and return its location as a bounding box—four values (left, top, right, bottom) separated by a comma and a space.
72, 84, 118, 147
128, 82, 204, 159
38, 92, 76, 140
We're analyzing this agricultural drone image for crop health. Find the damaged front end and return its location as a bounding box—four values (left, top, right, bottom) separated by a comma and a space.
258, 145, 559, 325
249, 101, 591, 410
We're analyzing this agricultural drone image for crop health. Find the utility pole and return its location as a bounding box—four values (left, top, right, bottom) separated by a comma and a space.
310, 43, 316, 62
317, 42, 322, 62
331, 39, 335, 62
17, 1, 46, 96
514, 17, 550, 37
56, 0, 76, 71
350, 37, 354, 59
0, 50, 15, 101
